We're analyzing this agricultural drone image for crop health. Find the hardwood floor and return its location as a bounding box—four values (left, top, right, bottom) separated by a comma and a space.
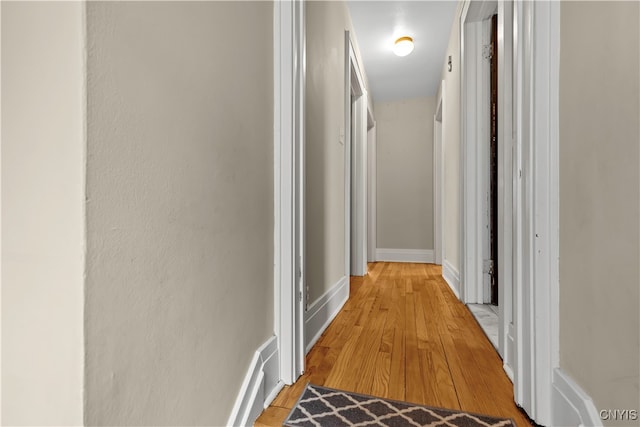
255, 262, 532, 426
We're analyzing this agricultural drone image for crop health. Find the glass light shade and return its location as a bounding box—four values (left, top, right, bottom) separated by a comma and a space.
393, 36, 414, 57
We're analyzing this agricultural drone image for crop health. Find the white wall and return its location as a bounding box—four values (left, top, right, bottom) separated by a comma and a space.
440, 3, 463, 273
559, 1, 639, 423
1, 2, 85, 425
305, 0, 372, 303
375, 97, 435, 251
84, 2, 274, 425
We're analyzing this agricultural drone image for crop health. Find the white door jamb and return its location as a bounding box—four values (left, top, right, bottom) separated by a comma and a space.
460, 0, 496, 305
273, 0, 305, 385
345, 31, 368, 277
497, 0, 516, 380
434, 82, 445, 266
512, 1, 560, 424
367, 119, 377, 263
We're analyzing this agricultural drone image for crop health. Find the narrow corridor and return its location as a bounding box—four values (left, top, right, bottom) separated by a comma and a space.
256, 262, 532, 426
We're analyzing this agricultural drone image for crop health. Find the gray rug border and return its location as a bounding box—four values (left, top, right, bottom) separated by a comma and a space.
282, 383, 518, 426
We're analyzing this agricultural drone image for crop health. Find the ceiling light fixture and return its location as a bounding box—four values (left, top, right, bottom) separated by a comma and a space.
393, 36, 414, 57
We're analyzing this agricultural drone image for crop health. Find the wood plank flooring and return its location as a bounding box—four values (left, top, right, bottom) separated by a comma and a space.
255, 262, 533, 426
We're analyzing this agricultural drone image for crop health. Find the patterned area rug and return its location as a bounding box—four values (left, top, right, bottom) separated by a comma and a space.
283, 384, 517, 427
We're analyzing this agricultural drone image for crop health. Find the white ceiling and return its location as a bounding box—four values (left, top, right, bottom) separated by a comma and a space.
347, 1, 458, 102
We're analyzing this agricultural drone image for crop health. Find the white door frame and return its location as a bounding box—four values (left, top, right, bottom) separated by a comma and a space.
434, 82, 445, 266
367, 117, 377, 263
497, 0, 516, 381
511, 1, 560, 423
460, 0, 496, 306
460, 1, 560, 425
461, 0, 511, 367
274, 0, 305, 385
345, 31, 368, 277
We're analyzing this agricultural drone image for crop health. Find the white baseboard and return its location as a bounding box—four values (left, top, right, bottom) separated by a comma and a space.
264, 380, 285, 409
442, 260, 460, 299
503, 362, 514, 382
304, 276, 349, 353
227, 336, 280, 427
375, 248, 434, 263
552, 368, 602, 427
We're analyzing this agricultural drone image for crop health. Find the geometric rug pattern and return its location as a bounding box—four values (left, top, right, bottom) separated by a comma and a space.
283, 384, 517, 427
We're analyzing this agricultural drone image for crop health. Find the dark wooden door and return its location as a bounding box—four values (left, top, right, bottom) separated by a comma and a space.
490, 14, 499, 306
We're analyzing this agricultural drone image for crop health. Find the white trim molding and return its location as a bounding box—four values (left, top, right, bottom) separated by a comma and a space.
442, 260, 461, 299
273, 0, 305, 386
434, 81, 445, 266
375, 249, 434, 264
511, 1, 560, 423
367, 123, 377, 262
497, 0, 515, 374
227, 336, 280, 427
552, 368, 602, 427
531, 1, 561, 423
345, 31, 369, 277
304, 276, 349, 353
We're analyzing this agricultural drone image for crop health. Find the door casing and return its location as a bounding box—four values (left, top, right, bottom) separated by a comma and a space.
273, 0, 305, 385
367, 119, 377, 263
345, 31, 368, 278
434, 83, 445, 266
460, 0, 496, 308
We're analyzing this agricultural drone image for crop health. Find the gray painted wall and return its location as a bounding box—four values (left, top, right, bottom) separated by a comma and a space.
84, 2, 274, 425
559, 2, 639, 422
440, 2, 463, 273
375, 97, 435, 250
305, 0, 372, 303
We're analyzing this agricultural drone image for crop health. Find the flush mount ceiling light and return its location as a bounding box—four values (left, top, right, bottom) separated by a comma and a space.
393, 36, 414, 57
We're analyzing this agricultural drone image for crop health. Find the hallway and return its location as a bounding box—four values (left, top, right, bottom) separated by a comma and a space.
256, 263, 532, 426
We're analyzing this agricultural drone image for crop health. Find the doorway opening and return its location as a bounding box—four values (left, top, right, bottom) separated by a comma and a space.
460, 2, 561, 423
468, 10, 500, 352
461, 1, 502, 352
